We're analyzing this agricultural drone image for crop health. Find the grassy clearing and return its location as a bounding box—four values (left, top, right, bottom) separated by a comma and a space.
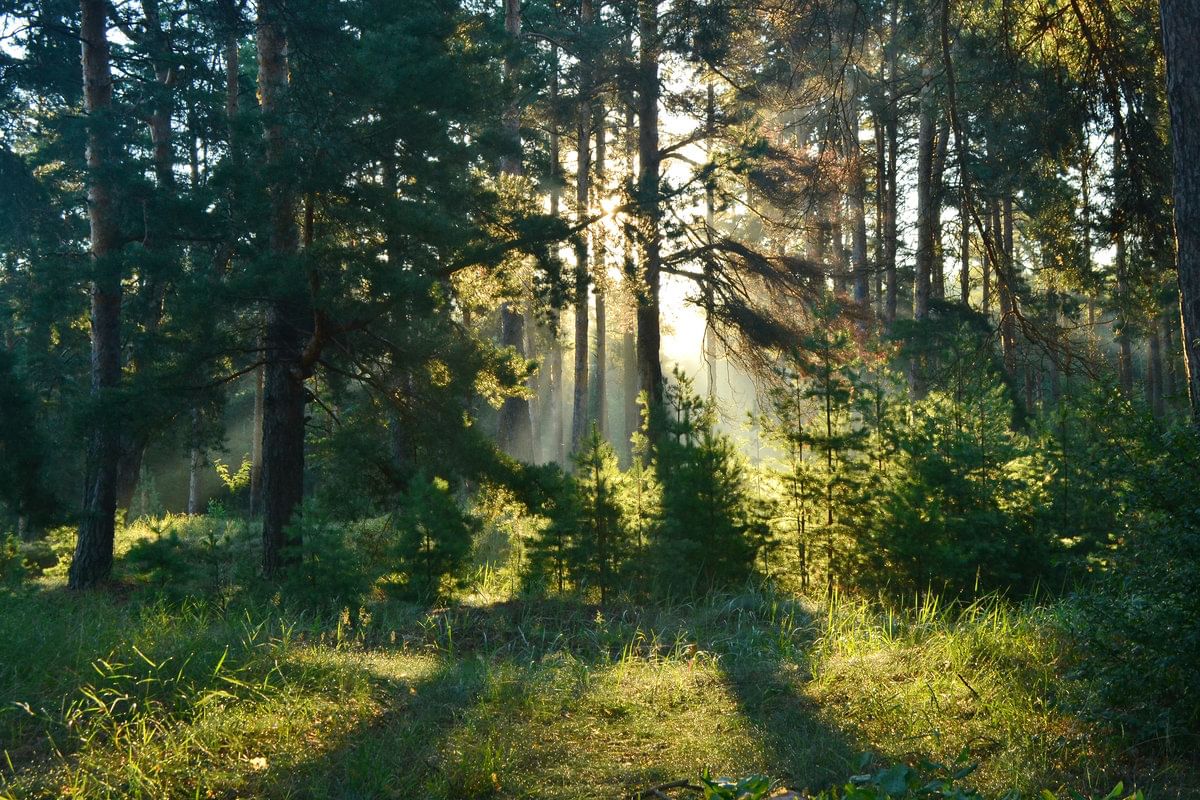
0, 525, 1193, 799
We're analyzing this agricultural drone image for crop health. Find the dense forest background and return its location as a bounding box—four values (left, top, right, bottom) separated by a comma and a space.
1, 0, 1199, 797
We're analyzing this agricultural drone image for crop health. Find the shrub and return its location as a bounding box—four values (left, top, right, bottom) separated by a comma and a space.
394, 474, 477, 600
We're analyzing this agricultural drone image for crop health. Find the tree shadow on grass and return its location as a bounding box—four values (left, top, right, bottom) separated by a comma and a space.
260, 594, 862, 799
263, 654, 499, 799
699, 592, 863, 794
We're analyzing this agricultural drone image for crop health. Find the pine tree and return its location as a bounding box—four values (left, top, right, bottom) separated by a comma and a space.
567, 424, 624, 603
651, 370, 757, 594
395, 475, 477, 600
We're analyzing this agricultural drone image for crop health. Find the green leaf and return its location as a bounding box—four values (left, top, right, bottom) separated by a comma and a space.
877, 765, 912, 796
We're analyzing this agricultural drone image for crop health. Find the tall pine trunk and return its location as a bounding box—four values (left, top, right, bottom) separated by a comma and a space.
999, 195, 1018, 378
622, 89, 640, 456
69, 0, 121, 589
883, 0, 899, 327
546, 43, 565, 464
910, 65, 935, 399
257, 1, 309, 577
913, 65, 935, 324
1148, 329, 1165, 417
849, 91, 870, 308
873, 107, 886, 317
570, 0, 595, 452
1160, 0, 1200, 421
931, 119, 950, 299
1113, 131, 1134, 398
636, 0, 664, 424
593, 102, 607, 437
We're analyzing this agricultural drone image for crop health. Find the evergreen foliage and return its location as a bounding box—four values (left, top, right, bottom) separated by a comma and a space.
651, 371, 759, 594
394, 474, 477, 600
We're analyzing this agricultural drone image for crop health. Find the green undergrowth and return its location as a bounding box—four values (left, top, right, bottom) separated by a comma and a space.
0, 525, 1194, 799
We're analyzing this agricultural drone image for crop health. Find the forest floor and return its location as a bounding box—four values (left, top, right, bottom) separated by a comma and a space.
0, 523, 1196, 799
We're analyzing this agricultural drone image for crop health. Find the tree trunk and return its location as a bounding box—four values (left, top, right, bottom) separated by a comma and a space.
883, 0, 899, 328
850, 95, 870, 309
257, 1, 309, 577
249, 358, 264, 515
1163, 312, 1181, 402
704, 81, 719, 395
550, 327, 565, 464
636, 0, 664, 424
187, 410, 204, 515
931, 120, 950, 299
1148, 328, 1165, 417
1115, 227, 1134, 397
910, 65, 935, 399
546, 44, 564, 464
70, 0, 121, 590
999, 195, 1018, 378
1160, 0, 1200, 421
983, 199, 994, 317
914, 65, 935, 324
622, 87, 641, 456
622, 328, 638, 453
593, 102, 607, 437
570, 0, 595, 453
873, 107, 886, 317
959, 154, 970, 305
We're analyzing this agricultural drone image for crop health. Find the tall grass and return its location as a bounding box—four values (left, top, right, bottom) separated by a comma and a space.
0, 519, 1192, 799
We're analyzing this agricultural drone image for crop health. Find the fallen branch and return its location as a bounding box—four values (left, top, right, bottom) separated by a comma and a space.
628, 779, 704, 799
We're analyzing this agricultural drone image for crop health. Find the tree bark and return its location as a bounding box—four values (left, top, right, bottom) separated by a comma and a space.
883, 0, 899, 328
850, 94, 870, 309
983, 198, 995, 317
546, 44, 565, 464
914, 66, 935, 324
622, 328, 638, 453
250, 357, 264, 515
622, 85, 641, 455
1160, 0, 1200, 421
873, 107, 886, 317
910, 65, 935, 399
1148, 328, 1165, 417
1115, 224, 1134, 397
1163, 311, 1180, 402
187, 410, 204, 515
931, 119, 950, 299
570, 0, 595, 453
593, 101, 607, 437
257, 1, 309, 577
999, 195, 1018, 378
70, 0, 121, 589
636, 0, 664, 426
959, 148, 970, 305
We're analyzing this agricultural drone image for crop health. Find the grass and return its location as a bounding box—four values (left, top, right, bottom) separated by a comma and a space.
0, 519, 1194, 799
